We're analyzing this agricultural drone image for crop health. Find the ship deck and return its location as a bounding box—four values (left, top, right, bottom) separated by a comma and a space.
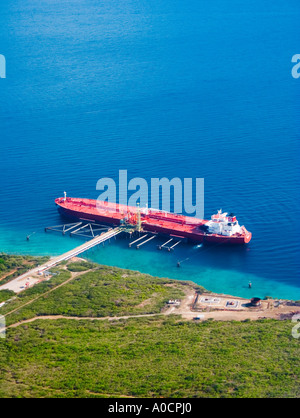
55, 197, 250, 242
56, 197, 205, 228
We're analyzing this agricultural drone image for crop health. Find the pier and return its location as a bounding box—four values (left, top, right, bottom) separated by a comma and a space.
158, 238, 173, 250
136, 234, 156, 249
168, 240, 182, 251
2, 218, 186, 294
128, 233, 157, 249
0, 227, 123, 293
128, 234, 148, 248
158, 237, 183, 251
44, 227, 123, 269
45, 222, 112, 238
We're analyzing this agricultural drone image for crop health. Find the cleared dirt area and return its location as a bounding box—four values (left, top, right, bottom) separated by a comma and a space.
174, 291, 300, 321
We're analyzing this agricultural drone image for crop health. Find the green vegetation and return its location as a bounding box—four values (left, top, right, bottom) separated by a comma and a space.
0, 254, 49, 286
0, 290, 15, 303
2, 265, 189, 326
0, 258, 299, 398
67, 260, 98, 272
0, 317, 299, 398
0, 268, 72, 324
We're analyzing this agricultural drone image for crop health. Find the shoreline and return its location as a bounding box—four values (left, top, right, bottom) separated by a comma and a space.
1, 246, 299, 301
1, 254, 300, 322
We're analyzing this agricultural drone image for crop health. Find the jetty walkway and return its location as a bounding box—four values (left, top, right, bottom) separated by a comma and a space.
0, 227, 123, 293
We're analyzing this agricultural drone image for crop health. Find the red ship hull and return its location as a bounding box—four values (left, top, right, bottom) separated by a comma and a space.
55, 197, 252, 245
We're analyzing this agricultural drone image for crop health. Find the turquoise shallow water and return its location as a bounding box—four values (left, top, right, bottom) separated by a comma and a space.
5, 229, 299, 300
0, 0, 299, 300
85, 237, 300, 300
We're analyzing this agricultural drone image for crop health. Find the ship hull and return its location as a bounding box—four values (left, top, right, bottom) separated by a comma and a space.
141, 222, 250, 245
57, 205, 122, 226
56, 198, 252, 245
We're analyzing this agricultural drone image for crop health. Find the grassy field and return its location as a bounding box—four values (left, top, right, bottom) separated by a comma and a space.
1, 262, 193, 326
0, 257, 299, 398
1, 317, 299, 398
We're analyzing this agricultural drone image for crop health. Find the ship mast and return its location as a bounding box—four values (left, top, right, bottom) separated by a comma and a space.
136, 203, 142, 232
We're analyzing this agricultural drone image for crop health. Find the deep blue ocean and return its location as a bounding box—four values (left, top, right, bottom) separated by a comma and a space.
0, 0, 299, 299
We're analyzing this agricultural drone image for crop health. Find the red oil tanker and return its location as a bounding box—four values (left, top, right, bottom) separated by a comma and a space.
55, 196, 252, 245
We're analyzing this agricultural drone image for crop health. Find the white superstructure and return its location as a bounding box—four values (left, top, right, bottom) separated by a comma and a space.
205, 210, 243, 236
